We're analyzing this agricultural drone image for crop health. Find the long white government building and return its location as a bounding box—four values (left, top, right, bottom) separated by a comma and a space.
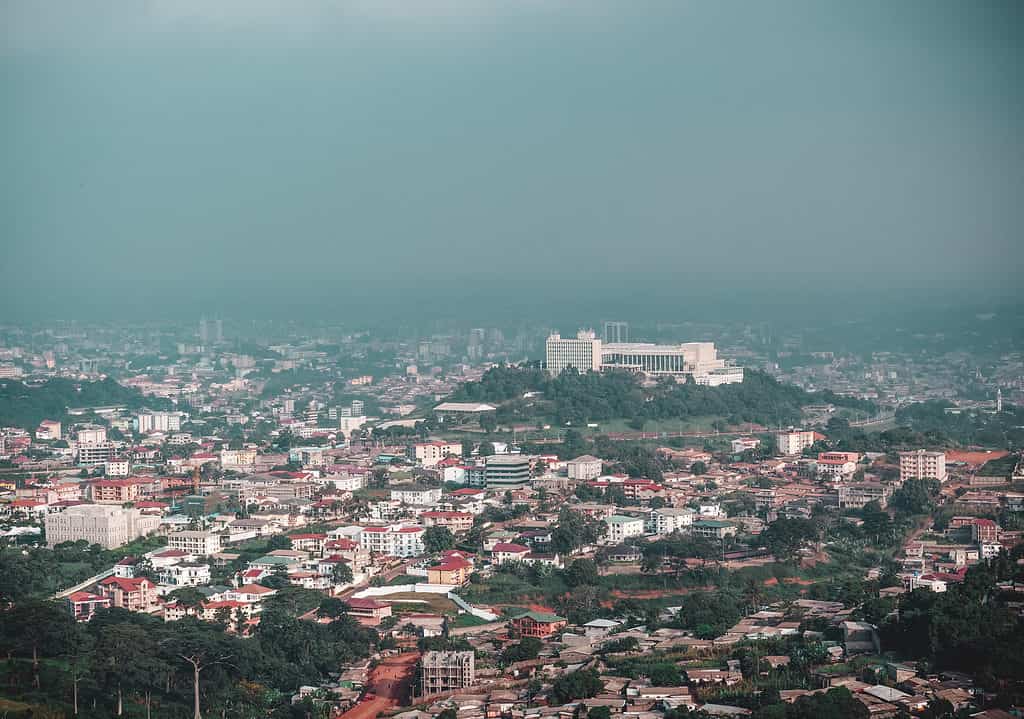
546, 329, 743, 385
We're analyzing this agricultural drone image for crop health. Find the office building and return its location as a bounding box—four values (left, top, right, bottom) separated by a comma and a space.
566, 454, 603, 481
545, 330, 603, 376
899, 450, 947, 483
45, 505, 160, 549
485, 455, 531, 489
605, 514, 645, 543
420, 651, 476, 696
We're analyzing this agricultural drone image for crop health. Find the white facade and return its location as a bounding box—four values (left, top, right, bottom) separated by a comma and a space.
899, 450, 947, 483
605, 515, 645, 544
45, 505, 160, 549
776, 430, 817, 455
167, 530, 223, 556
390, 486, 443, 506
414, 442, 462, 468
136, 412, 182, 434
649, 507, 695, 535
545, 330, 602, 376
357, 525, 425, 557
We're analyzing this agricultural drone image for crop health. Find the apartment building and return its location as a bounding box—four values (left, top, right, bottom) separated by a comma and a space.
605, 514, 645, 543
90, 478, 144, 504
357, 525, 425, 557
776, 430, 818, 455
838, 483, 893, 509
816, 452, 860, 479
566, 454, 603, 480
412, 441, 462, 468
168, 530, 224, 556
418, 511, 474, 533
649, 507, 696, 535
899, 450, 947, 483
390, 485, 443, 506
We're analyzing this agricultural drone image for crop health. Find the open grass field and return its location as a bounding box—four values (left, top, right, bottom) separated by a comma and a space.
380, 592, 461, 615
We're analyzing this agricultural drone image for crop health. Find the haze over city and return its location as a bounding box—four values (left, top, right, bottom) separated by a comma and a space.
4, 0, 1023, 320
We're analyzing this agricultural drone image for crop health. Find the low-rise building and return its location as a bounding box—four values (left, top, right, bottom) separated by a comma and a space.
605, 514, 645, 543
509, 610, 568, 638
566, 455, 603, 481
168, 530, 223, 556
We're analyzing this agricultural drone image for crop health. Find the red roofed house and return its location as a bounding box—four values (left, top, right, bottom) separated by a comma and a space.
972, 519, 1000, 543
816, 452, 860, 479
427, 555, 472, 585
345, 597, 392, 626
97, 576, 158, 612
225, 584, 277, 604
67, 591, 111, 621
492, 543, 531, 565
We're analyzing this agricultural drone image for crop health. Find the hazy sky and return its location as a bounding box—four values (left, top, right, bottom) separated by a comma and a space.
2, 1, 1022, 320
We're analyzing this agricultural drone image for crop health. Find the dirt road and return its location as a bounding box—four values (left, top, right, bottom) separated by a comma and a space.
337, 652, 419, 719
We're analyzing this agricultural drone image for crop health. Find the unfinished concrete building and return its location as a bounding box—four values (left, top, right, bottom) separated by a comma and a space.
420, 651, 475, 696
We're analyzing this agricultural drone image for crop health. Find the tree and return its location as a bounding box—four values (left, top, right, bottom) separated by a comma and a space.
564, 558, 600, 588
480, 413, 498, 433
332, 561, 354, 585
423, 526, 455, 554
479, 441, 496, 457
500, 637, 543, 665
550, 668, 604, 704
761, 517, 817, 564
891, 478, 939, 515
164, 619, 241, 719
589, 707, 612, 719
317, 597, 349, 620
691, 461, 707, 475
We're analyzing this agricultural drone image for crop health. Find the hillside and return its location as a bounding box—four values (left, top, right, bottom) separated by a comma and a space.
447, 365, 875, 429
0, 378, 165, 431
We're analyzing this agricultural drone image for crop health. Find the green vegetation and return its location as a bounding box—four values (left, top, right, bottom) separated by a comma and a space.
0, 599, 378, 718
448, 365, 875, 429
880, 553, 1024, 702
0, 378, 170, 431
0, 537, 168, 603
549, 668, 603, 704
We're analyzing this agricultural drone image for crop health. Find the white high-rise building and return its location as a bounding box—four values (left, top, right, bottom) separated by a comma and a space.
136, 412, 182, 434
776, 430, 817, 455
545, 330, 602, 376
45, 505, 160, 549
899, 450, 947, 483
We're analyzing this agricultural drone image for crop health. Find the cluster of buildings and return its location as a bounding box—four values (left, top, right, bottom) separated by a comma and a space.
545, 330, 743, 385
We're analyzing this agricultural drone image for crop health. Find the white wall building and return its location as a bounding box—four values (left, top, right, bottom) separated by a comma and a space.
649, 507, 696, 535
45, 505, 160, 549
167, 530, 223, 556
357, 525, 425, 557
898, 450, 947, 483
605, 515, 645, 544
545, 330, 603, 376
776, 430, 818, 455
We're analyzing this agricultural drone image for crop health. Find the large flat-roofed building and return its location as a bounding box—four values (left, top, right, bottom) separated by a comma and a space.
420, 651, 476, 696
45, 504, 160, 549
485, 455, 531, 489
545, 330, 603, 375
899, 450, 947, 483
546, 329, 742, 384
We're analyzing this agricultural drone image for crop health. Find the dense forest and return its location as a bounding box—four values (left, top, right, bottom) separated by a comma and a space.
0, 378, 170, 431
449, 365, 876, 428
0, 593, 377, 718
